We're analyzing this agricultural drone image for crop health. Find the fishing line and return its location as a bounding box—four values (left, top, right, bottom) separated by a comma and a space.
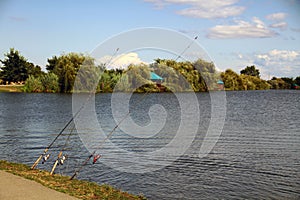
71, 35, 199, 179
174, 36, 198, 61
31, 94, 92, 170
31, 48, 120, 170
70, 89, 151, 179
50, 122, 75, 175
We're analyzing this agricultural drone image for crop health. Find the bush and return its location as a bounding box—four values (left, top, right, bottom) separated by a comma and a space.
24, 73, 59, 93
40, 73, 59, 93
23, 75, 43, 92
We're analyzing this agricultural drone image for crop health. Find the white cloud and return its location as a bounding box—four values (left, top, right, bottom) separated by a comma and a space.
97, 53, 147, 70
266, 12, 287, 21
268, 49, 299, 60
254, 49, 300, 77
144, 0, 245, 19
207, 17, 277, 39
234, 49, 300, 78
269, 22, 288, 30
266, 12, 288, 30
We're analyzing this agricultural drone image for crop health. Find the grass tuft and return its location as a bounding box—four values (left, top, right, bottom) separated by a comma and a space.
0, 160, 146, 200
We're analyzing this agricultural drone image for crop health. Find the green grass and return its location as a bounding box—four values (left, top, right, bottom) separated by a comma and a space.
0, 160, 146, 200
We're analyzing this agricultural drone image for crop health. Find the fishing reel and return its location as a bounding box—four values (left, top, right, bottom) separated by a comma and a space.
42, 154, 50, 164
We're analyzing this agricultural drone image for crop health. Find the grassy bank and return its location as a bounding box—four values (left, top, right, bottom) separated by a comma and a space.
0, 85, 24, 92
0, 160, 146, 200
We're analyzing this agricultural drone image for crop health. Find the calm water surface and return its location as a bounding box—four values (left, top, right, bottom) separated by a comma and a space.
0, 90, 299, 199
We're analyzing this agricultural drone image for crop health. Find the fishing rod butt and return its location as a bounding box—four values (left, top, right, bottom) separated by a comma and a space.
31, 154, 43, 170
50, 160, 59, 175
70, 172, 78, 180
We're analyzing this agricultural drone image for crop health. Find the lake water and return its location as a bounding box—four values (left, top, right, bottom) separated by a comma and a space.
0, 90, 299, 199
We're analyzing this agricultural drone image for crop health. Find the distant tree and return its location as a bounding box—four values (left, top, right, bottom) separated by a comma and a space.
152, 58, 217, 92
0, 48, 41, 84
241, 74, 270, 90
295, 76, 300, 86
27, 63, 44, 78
47, 53, 88, 92
46, 56, 59, 72
221, 69, 244, 90
240, 65, 260, 78
267, 77, 290, 89
281, 77, 294, 88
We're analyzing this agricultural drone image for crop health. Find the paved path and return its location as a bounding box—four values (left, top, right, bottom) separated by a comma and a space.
0, 170, 79, 200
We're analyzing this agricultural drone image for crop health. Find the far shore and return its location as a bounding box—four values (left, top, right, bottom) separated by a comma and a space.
0, 84, 24, 92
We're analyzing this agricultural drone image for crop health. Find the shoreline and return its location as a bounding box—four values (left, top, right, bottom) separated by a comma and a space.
0, 160, 146, 200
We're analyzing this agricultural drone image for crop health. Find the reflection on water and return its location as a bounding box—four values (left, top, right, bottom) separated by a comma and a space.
0, 90, 299, 199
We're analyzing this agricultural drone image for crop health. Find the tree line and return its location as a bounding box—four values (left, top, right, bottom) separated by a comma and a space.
0, 48, 299, 93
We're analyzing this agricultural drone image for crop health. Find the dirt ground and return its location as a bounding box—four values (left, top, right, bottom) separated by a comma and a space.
0, 170, 79, 200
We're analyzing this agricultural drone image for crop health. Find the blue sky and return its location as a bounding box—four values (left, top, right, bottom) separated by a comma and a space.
0, 0, 299, 79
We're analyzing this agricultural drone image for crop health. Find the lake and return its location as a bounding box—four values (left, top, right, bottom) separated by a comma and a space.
0, 90, 299, 199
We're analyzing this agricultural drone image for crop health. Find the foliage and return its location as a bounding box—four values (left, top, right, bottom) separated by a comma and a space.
0, 160, 146, 200
47, 53, 95, 93
221, 69, 244, 90
73, 64, 101, 93
126, 64, 152, 92
241, 74, 270, 90
24, 73, 59, 93
240, 65, 260, 78
295, 76, 300, 86
266, 76, 300, 89
98, 69, 123, 92
0, 48, 43, 84
2, 48, 299, 93
40, 73, 59, 93
23, 75, 44, 92
151, 58, 219, 92
267, 77, 290, 89
221, 69, 270, 90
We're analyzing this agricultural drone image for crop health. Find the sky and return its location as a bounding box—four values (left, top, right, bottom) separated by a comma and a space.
0, 0, 299, 79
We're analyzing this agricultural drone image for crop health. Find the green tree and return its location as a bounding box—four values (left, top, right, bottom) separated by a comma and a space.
152, 58, 217, 92
240, 65, 260, 78
47, 53, 89, 93
295, 76, 300, 86
267, 77, 290, 89
46, 56, 59, 71
221, 69, 244, 90
0, 48, 41, 84
127, 64, 152, 92
281, 77, 294, 88
241, 74, 270, 90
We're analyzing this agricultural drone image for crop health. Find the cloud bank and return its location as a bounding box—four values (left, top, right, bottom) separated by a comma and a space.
207, 17, 277, 39
237, 49, 300, 78
145, 0, 245, 19
97, 52, 147, 69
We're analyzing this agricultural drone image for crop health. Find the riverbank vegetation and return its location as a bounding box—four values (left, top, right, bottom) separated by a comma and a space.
1, 48, 299, 93
0, 160, 146, 200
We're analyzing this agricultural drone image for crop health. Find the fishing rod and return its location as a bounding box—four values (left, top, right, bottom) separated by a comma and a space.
70, 84, 151, 180
175, 36, 198, 61
70, 36, 199, 180
31, 48, 120, 170
31, 93, 92, 170
50, 123, 75, 175
70, 112, 131, 180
